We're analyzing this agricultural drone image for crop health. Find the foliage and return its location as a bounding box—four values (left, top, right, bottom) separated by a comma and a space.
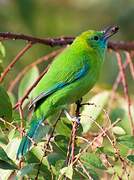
0, 48, 134, 179
0, 23, 134, 180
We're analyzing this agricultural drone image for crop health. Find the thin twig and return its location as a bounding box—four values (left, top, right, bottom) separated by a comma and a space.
125, 51, 134, 79
115, 51, 134, 135
78, 160, 93, 180
0, 42, 32, 83
108, 52, 130, 111
71, 121, 78, 163
81, 106, 129, 172
0, 117, 37, 147
72, 118, 121, 166
69, 100, 82, 165
35, 113, 61, 180
66, 132, 72, 165
8, 48, 63, 92
13, 66, 49, 109
86, 95, 131, 178
0, 32, 134, 50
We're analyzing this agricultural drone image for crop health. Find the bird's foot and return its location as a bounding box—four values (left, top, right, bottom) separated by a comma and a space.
71, 116, 81, 124
64, 110, 80, 124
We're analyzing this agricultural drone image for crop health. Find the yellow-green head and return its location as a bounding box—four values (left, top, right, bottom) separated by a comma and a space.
74, 25, 119, 55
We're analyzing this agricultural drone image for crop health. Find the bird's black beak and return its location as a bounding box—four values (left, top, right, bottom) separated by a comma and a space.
103, 25, 119, 40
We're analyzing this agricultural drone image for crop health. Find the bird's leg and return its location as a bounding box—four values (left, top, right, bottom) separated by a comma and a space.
75, 98, 82, 105
63, 109, 80, 124
75, 98, 82, 117
64, 98, 82, 124
75, 98, 82, 111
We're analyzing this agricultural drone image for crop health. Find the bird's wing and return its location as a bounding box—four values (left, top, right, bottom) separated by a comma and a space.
29, 63, 89, 110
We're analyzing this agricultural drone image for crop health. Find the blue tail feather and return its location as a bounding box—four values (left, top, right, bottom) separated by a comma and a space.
17, 117, 44, 159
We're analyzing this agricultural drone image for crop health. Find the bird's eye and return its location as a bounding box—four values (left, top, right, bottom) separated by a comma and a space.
93, 36, 99, 41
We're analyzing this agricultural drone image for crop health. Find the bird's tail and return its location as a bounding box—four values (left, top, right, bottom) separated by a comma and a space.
17, 116, 44, 159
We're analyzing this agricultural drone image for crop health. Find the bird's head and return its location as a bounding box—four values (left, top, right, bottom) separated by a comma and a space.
76, 26, 119, 53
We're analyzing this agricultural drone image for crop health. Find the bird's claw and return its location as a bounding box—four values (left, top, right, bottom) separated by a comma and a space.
71, 116, 80, 124
63, 109, 80, 124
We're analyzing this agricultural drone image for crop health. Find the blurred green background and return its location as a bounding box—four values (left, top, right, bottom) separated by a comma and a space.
0, 0, 134, 92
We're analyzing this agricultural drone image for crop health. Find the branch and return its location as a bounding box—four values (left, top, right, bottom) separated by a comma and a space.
108, 41, 134, 51
0, 32, 134, 50
71, 99, 82, 163
108, 52, 130, 111
115, 51, 134, 135
0, 32, 74, 46
77, 160, 92, 180
35, 113, 61, 180
13, 66, 49, 109
72, 118, 121, 166
0, 43, 32, 83
125, 51, 134, 79
8, 48, 63, 92
66, 99, 82, 166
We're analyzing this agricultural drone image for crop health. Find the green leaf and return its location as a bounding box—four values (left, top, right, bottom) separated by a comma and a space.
34, 124, 50, 143
55, 118, 72, 137
97, 147, 114, 156
8, 129, 16, 141
17, 163, 51, 179
17, 163, 37, 177
27, 146, 51, 179
74, 166, 99, 180
88, 168, 99, 180
81, 153, 106, 170
12, 111, 21, 123
0, 42, 6, 57
0, 59, 4, 74
0, 85, 12, 121
55, 159, 65, 171
0, 135, 8, 145
112, 126, 126, 135
0, 127, 9, 145
28, 146, 50, 166
47, 153, 64, 166
8, 92, 16, 106
0, 147, 17, 170
81, 91, 110, 133
110, 108, 125, 123
0, 138, 20, 179
54, 135, 68, 155
60, 165, 73, 179
109, 103, 132, 135
127, 155, 134, 163
117, 135, 134, 149
73, 168, 89, 179
5, 138, 20, 161
18, 66, 39, 100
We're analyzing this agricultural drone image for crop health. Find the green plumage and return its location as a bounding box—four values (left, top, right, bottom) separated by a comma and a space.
17, 26, 118, 158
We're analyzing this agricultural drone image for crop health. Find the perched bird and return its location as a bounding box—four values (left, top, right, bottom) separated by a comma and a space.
17, 26, 119, 158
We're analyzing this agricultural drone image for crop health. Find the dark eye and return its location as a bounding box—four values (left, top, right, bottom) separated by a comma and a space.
93, 36, 99, 41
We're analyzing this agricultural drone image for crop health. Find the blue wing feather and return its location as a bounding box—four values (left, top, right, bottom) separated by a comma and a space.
29, 64, 89, 110
75, 64, 89, 80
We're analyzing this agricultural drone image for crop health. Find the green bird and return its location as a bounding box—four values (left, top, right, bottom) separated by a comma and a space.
17, 26, 118, 158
